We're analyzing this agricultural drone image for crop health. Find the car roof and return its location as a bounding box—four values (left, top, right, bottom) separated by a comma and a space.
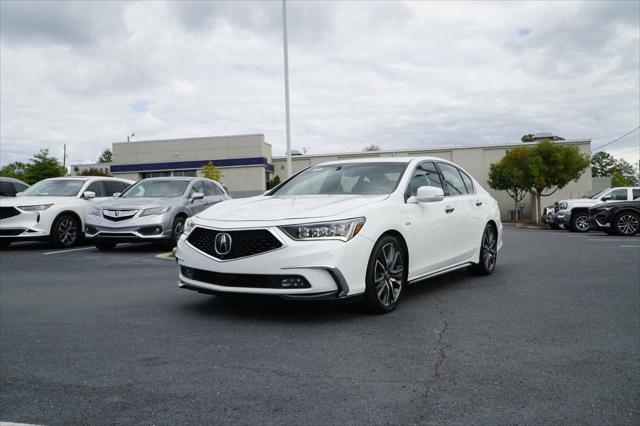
0, 177, 27, 184
140, 177, 197, 181
316, 156, 452, 166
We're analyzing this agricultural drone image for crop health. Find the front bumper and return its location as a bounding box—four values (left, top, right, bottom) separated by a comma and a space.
0, 210, 51, 240
176, 226, 374, 299
85, 212, 173, 242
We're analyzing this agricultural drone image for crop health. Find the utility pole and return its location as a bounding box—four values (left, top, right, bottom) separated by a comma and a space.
63, 144, 66, 168
282, 0, 292, 178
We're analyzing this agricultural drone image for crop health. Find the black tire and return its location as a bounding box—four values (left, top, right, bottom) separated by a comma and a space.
363, 235, 407, 314
95, 240, 117, 250
0, 240, 12, 249
569, 212, 590, 233
167, 215, 186, 248
471, 224, 498, 276
613, 211, 639, 236
49, 214, 81, 248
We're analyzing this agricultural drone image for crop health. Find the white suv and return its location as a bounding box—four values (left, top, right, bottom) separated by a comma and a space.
554, 187, 640, 232
0, 176, 134, 248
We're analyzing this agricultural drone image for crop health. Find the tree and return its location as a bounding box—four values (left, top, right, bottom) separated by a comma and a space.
267, 175, 281, 190
200, 161, 224, 181
611, 170, 632, 187
363, 144, 381, 152
98, 149, 113, 163
613, 158, 638, 185
79, 168, 111, 176
0, 161, 29, 181
23, 148, 67, 184
488, 149, 529, 220
522, 141, 590, 223
521, 134, 535, 143
591, 151, 617, 177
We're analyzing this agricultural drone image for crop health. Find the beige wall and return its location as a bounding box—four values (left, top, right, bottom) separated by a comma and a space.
272, 140, 592, 220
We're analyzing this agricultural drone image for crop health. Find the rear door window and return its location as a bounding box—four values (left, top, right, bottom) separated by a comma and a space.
459, 170, 475, 194
633, 189, 640, 200
438, 163, 468, 196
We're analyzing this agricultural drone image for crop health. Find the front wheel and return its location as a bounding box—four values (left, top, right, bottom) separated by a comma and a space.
49, 214, 81, 248
569, 212, 590, 233
613, 212, 639, 236
166, 216, 186, 248
471, 224, 498, 275
363, 235, 407, 314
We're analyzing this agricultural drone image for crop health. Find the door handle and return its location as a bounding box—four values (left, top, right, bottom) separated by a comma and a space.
475, 201, 483, 206
445, 207, 455, 214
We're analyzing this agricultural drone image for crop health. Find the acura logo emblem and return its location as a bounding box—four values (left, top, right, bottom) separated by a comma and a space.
214, 233, 232, 255
114, 211, 120, 217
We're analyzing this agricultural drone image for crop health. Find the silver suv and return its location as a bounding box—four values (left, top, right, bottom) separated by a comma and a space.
553, 187, 640, 232
85, 177, 230, 249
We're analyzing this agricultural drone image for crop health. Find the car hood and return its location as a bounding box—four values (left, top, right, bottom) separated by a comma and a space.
197, 194, 389, 221
0, 196, 80, 207
96, 197, 181, 210
560, 198, 599, 206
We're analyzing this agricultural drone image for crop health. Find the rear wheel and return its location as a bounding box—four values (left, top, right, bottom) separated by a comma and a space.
569, 212, 590, 233
471, 224, 498, 275
95, 240, 117, 250
363, 235, 407, 314
613, 212, 639, 236
49, 214, 81, 248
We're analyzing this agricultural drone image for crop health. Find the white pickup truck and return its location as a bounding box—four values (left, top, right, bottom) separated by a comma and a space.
553, 187, 640, 232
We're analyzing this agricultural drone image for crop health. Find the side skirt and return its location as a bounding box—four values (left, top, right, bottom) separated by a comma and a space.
408, 262, 474, 285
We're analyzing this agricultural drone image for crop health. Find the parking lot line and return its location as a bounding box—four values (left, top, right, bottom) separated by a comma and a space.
619, 245, 640, 248
588, 239, 638, 242
42, 246, 97, 255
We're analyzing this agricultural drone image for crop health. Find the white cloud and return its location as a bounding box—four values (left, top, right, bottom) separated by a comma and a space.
1, 0, 638, 167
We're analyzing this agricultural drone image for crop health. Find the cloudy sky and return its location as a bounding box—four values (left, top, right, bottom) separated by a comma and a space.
1, 0, 638, 167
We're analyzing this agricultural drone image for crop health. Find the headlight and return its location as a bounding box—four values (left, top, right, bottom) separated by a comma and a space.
17, 204, 53, 212
140, 206, 171, 217
280, 217, 366, 242
558, 202, 568, 210
183, 217, 196, 236
89, 207, 101, 216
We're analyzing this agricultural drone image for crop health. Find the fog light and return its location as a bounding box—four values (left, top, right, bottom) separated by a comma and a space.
181, 266, 194, 279
281, 277, 307, 288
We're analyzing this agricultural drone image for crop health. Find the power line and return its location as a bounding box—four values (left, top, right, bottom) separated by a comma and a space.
592, 126, 640, 151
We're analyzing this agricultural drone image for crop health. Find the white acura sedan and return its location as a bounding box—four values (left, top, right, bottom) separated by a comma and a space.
176, 158, 502, 313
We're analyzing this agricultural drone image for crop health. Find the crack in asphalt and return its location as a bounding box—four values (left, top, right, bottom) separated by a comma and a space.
414, 294, 450, 425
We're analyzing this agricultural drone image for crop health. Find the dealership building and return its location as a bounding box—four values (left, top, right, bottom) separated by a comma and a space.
74, 134, 592, 220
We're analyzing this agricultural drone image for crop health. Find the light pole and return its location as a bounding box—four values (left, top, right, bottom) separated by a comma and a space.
282, 0, 292, 178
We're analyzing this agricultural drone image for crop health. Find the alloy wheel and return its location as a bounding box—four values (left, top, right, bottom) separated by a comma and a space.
617, 214, 639, 235
374, 242, 404, 307
575, 215, 589, 232
174, 221, 184, 239
482, 226, 498, 272
58, 218, 78, 246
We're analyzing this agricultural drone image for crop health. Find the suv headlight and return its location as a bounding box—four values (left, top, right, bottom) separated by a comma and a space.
558, 202, 568, 210
89, 207, 101, 216
17, 204, 53, 212
280, 217, 366, 242
140, 206, 171, 217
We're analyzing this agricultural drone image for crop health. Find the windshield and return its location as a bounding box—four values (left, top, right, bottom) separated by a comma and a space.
590, 189, 607, 199
21, 179, 85, 197
271, 162, 407, 196
122, 180, 190, 197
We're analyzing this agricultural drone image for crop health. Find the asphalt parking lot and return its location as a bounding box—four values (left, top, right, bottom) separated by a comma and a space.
0, 227, 638, 425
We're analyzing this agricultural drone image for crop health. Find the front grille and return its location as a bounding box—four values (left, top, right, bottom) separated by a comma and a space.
181, 266, 310, 289
187, 227, 283, 260
102, 209, 138, 222
0, 229, 24, 236
0, 207, 20, 220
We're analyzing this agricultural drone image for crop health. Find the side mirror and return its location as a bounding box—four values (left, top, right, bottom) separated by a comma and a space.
190, 192, 204, 201
601, 195, 612, 202
113, 192, 121, 198
408, 186, 445, 203
83, 191, 96, 200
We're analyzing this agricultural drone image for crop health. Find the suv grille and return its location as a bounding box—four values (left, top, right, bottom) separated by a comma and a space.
187, 227, 283, 260
0, 207, 21, 220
